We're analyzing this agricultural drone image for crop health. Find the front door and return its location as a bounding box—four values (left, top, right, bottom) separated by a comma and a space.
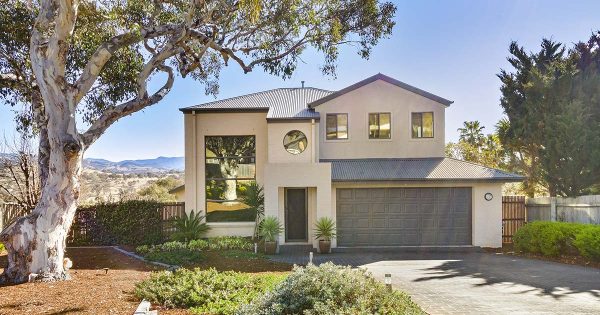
285, 188, 308, 242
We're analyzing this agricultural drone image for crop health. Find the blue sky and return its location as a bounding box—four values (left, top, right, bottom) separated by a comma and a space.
1, 0, 600, 161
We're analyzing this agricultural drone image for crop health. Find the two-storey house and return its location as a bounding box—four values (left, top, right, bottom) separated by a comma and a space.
178, 74, 522, 249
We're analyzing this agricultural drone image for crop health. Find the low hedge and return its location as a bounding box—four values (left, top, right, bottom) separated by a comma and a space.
514, 221, 600, 260
135, 237, 254, 266
70, 200, 164, 246
135, 268, 285, 315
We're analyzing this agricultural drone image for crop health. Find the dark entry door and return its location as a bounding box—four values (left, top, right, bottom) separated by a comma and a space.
285, 188, 308, 242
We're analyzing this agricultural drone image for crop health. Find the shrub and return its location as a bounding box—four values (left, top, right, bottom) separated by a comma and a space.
313, 217, 336, 241
134, 268, 285, 315
207, 236, 253, 251
239, 263, 424, 315
514, 221, 597, 259
0, 243, 4, 252
71, 200, 165, 245
573, 225, 600, 260
144, 249, 203, 266
170, 210, 210, 242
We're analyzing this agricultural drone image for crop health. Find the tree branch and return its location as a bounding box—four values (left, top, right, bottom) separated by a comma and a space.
71, 24, 184, 104
80, 63, 175, 147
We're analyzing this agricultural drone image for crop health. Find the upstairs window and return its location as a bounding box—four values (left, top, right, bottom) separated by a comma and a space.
412, 112, 434, 138
368, 113, 391, 139
326, 113, 348, 140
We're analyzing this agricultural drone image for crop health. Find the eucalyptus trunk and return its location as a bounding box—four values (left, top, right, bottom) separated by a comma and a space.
0, 0, 83, 284
0, 96, 83, 283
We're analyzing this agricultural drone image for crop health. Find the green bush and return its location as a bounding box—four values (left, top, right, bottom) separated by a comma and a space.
207, 236, 253, 251
71, 200, 165, 246
514, 221, 598, 259
135, 237, 254, 266
573, 225, 600, 260
134, 268, 285, 315
0, 243, 5, 252
144, 249, 203, 266
170, 210, 210, 242
239, 263, 424, 315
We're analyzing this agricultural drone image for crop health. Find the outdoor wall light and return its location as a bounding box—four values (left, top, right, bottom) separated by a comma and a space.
484, 192, 494, 201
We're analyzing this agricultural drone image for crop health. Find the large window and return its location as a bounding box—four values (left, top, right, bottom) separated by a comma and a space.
368, 113, 391, 139
326, 113, 348, 140
411, 112, 434, 138
205, 136, 256, 222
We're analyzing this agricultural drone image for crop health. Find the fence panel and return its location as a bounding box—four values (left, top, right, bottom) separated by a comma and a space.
502, 196, 526, 244
0, 203, 29, 231
160, 202, 185, 239
526, 195, 600, 224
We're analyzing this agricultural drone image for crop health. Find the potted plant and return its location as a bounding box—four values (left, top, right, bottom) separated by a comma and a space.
259, 216, 283, 254
314, 217, 336, 254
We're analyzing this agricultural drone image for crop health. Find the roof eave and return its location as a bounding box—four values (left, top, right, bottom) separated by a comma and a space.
332, 177, 525, 182
179, 108, 269, 113
308, 73, 453, 108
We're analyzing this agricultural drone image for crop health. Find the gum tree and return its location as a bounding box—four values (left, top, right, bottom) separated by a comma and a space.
0, 0, 395, 283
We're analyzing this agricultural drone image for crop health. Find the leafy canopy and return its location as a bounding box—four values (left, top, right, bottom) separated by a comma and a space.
497, 33, 600, 197
1, 0, 396, 137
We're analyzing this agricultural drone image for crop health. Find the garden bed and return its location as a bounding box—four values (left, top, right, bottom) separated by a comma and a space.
0, 247, 181, 314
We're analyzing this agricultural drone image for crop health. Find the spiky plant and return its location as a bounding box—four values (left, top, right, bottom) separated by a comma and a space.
170, 210, 210, 242
314, 217, 337, 241
259, 216, 283, 243
241, 182, 265, 240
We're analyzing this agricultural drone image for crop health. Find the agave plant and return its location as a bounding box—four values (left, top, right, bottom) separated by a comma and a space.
259, 216, 283, 242
170, 210, 210, 242
314, 217, 337, 241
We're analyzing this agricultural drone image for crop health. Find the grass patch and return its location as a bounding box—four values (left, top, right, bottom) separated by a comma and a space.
135, 268, 286, 315
220, 249, 264, 260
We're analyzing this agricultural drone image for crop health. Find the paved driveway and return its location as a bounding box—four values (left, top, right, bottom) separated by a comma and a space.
271, 250, 600, 314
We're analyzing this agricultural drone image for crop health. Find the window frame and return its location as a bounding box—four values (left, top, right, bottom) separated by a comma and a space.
368, 112, 392, 140
204, 135, 257, 222
411, 112, 435, 139
325, 113, 349, 141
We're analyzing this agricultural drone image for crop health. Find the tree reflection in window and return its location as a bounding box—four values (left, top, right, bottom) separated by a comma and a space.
283, 130, 307, 155
205, 136, 256, 222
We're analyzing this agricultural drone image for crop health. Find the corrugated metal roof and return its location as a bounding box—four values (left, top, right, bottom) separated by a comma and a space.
323, 158, 524, 182
180, 88, 333, 119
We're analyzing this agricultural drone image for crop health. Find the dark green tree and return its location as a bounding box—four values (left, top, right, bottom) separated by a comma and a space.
0, 0, 396, 283
498, 33, 600, 197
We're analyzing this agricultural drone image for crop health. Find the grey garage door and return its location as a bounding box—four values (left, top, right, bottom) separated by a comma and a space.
336, 187, 472, 246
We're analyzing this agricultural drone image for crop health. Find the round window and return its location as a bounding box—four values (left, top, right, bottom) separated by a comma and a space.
283, 130, 308, 155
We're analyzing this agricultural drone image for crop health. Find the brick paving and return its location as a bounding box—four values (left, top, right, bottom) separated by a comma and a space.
270, 249, 600, 315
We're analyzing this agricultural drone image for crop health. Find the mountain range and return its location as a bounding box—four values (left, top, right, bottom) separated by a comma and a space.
83, 156, 184, 173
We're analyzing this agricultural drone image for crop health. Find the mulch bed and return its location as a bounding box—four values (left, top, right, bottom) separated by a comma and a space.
0, 246, 293, 314
487, 245, 600, 269
0, 247, 189, 315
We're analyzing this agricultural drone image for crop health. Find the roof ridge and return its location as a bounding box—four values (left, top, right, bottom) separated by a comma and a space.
181, 87, 334, 110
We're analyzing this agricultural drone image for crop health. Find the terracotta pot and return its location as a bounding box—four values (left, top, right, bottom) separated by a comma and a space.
319, 240, 331, 254
264, 241, 277, 255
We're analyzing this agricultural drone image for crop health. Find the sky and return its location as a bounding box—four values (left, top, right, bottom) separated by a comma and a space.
1, 0, 600, 161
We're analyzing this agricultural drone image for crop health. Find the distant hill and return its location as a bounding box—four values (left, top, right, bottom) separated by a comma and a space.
83, 156, 184, 174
